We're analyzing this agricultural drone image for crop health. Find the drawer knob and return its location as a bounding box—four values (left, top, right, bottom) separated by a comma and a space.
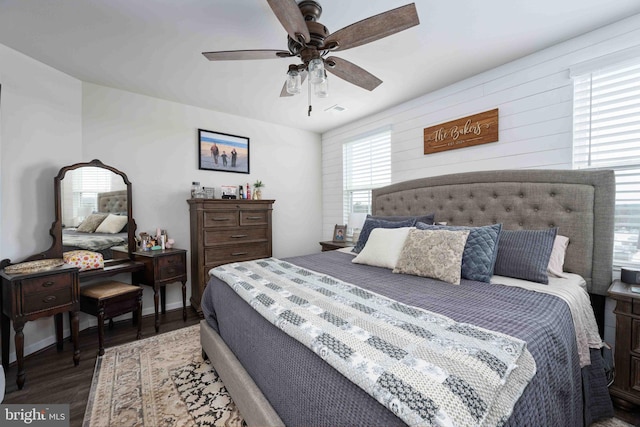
231, 252, 249, 256
42, 281, 55, 288
213, 218, 230, 221
246, 216, 262, 220
166, 259, 174, 264
43, 295, 57, 303
231, 234, 248, 239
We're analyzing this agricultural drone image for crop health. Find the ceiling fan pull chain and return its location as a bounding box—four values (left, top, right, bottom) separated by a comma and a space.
308, 77, 313, 117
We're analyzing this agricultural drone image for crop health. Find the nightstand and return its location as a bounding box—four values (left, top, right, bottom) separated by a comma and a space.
608, 279, 640, 409
1, 264, 80, 389
319, 240, 355, 252
114, 248, 187, 332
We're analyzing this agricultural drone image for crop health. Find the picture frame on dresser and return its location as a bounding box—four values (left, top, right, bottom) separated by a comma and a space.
333, 224, 347, 242
198, 129, 250, 174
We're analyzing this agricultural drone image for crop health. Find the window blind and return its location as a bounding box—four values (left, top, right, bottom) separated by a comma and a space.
343, 129, 391, 223
572, 56, 640, 267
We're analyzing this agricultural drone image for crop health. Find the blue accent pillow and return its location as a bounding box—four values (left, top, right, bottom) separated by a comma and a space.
416, 222, 502, 282
352, 218, 416, 254
493, 228, 558, 284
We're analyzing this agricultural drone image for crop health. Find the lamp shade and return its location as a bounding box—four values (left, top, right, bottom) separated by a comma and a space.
348, 212, 368, 231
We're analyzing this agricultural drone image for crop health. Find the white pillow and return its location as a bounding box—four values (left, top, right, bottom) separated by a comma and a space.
547, 235, 570, 278
352, 227, 414, 269
95, 214, 128, 234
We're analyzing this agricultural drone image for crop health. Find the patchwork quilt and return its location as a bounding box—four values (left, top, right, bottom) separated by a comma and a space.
210, 258, 536, 427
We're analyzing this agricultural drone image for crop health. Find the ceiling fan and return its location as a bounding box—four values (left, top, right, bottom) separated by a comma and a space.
202, 0, 419, 108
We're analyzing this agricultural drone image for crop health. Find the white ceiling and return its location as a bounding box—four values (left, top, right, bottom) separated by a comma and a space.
1, 0, 640, 134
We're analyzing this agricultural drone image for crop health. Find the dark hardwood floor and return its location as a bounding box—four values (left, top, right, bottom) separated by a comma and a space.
2, 308, 201, 427
3, 308, 640, 427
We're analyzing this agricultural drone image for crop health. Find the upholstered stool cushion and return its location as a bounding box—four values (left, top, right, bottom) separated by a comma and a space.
79, 280, 142, 356
81, 280, 139, 300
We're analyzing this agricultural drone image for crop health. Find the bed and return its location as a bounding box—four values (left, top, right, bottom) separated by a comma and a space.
62, 189, 129, 259
200, 169, 616, 426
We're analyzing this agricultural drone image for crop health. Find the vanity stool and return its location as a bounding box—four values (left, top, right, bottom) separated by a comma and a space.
80, 280, 143, 356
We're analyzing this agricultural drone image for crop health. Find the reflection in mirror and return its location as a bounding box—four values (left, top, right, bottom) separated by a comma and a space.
60, 167, 128, 259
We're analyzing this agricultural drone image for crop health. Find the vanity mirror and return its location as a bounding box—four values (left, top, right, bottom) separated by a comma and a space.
41, 159, 137, 261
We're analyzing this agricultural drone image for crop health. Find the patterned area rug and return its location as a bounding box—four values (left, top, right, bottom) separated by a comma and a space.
83, 325, 244, 427
83, 324, 631, 427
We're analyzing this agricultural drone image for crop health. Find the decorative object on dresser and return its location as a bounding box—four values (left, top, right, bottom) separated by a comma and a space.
114, 247, 188, 332
608, 279, 640, 409
0, 263, 80, 389
187, 199, 274, 315
319, 240, 354, 252
332, 224, 347, 242
198, 129, 250, 174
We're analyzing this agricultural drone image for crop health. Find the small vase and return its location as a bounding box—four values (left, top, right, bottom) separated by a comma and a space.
254, 188, 262, 200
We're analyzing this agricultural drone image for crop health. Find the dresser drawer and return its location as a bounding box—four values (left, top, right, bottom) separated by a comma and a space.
204, 228, 268, 245
21, 273, 72, 294
204, 242, 270, 264
240, 210, 268, 226
632, 355, 640, 392
633, 318, 640, 353
203, 210, 239, 228
157, 255, 186, 281
23, 288, 73, 314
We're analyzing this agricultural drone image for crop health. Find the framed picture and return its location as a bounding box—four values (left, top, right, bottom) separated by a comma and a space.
333, 224, 347, 243
198, 129, 250, 174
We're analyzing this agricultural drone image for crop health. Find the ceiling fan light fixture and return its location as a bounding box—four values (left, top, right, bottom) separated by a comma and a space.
314, 73, 329, 98
308, 58, 326, 85
286, 69, 302, 95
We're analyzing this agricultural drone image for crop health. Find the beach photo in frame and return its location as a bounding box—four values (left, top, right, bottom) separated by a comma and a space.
198, 129, 250, 174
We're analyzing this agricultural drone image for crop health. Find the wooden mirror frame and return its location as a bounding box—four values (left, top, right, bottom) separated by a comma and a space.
38, 159, 138, 261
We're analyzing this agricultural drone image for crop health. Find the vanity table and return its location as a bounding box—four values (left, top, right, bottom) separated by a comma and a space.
113, 247, 187, 332
0, 263, 80, 390
1, 159, 144, 389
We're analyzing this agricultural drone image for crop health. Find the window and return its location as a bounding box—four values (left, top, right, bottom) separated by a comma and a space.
571, 48, 640, 267
342, 128, 391, 223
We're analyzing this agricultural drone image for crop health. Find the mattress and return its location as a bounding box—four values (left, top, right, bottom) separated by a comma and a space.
201, 250, 613, 426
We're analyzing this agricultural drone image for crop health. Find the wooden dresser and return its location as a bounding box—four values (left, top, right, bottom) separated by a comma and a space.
608, 279, 640, 409
188, 199, 274, 314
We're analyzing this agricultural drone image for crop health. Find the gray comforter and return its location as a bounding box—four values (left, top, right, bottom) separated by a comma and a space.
202, 251, 613, 426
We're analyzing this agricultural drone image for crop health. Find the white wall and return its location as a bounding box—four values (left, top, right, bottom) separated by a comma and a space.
0, 45, 322, 363
82, 83, 322, 313
322, 14, 640, 346
0, 43, 83, 361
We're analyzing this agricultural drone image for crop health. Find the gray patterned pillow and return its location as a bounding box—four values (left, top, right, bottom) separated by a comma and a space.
493, 228, 558, 284
416, 223, 502, 282
393, 229, 470, 285
76, 213, 108, 233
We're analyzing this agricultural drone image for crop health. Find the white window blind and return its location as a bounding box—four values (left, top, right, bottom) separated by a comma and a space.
572, 54, 640, 267
72, 167, 115, 218
343, 129, 391, 223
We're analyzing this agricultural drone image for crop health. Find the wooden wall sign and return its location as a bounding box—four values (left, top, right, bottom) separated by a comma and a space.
423, 108, 499, 154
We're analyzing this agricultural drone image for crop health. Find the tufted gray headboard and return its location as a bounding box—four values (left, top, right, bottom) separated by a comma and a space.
372, 169, 615, 296
97, 190, 127, 214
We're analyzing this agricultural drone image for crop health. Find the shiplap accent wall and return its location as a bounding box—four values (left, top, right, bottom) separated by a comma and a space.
321, 14, 640, 240
321, 14, 640, 348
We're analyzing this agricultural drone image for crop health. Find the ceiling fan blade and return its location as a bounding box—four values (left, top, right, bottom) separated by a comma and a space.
202, 50, 291, 61
325, 57, 382, 91
323, 3, 419, 52
280, 71, 307, 97
266, 0, 310, 44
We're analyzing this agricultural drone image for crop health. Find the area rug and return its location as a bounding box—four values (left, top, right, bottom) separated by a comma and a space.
83, 324, 631, 427
83, 325, 244, 427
